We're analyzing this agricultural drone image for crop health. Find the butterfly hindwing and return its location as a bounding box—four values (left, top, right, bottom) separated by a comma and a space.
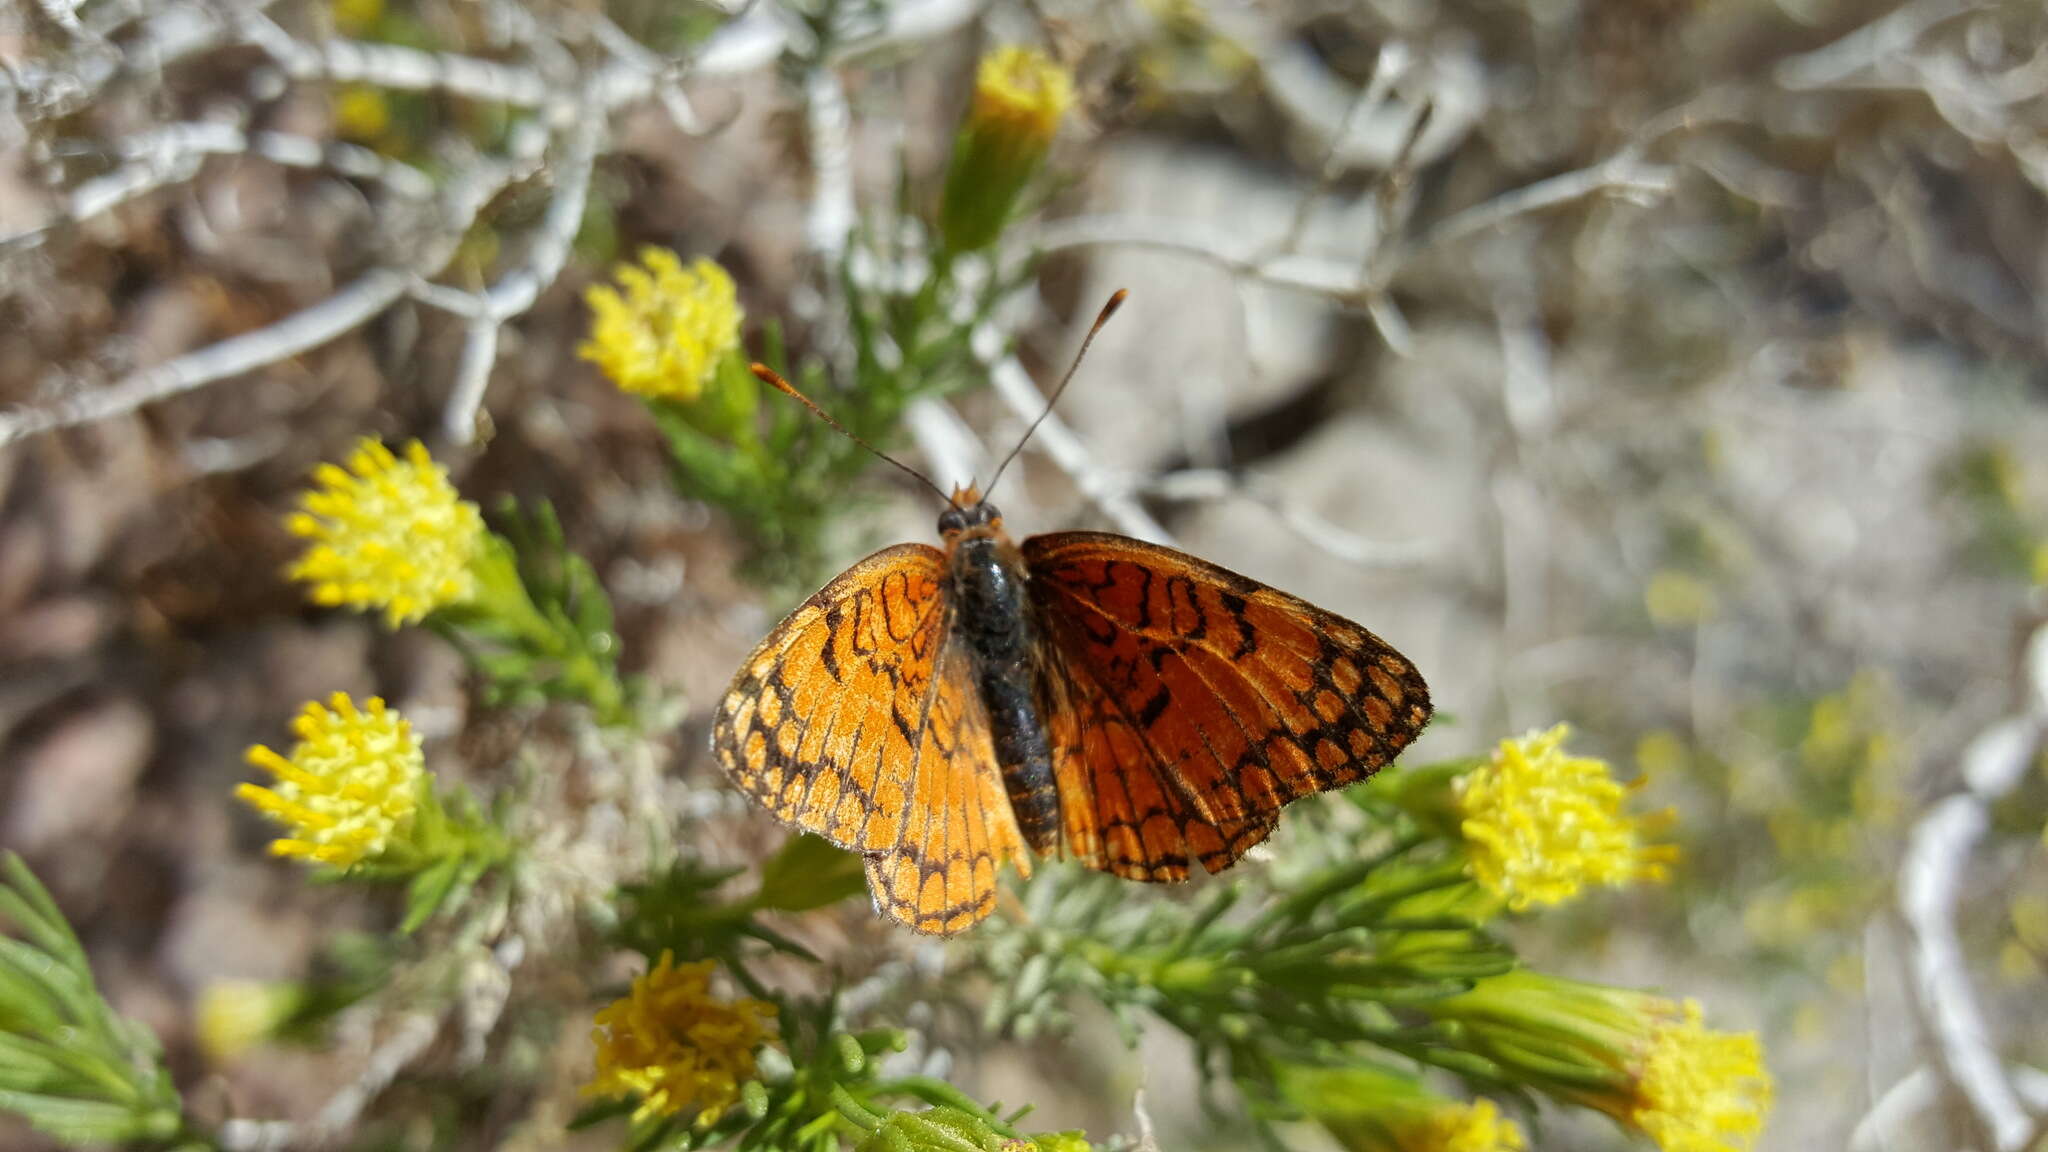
711, 544, 952, 855
864, 640, 1032, 933
1024, 531, 1431, 874
1038, 639, 1278, 880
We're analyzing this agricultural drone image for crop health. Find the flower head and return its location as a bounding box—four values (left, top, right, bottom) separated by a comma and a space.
1455, 724, 1676, 909
1281, 1065, 1525, 1152
334, 85, 392, 143
1427, 972, 1771, 1152
581, 249, 742, 404
1396, 1099, 1526, 1152
1632, 1001, 1773, 1152
237, 693, 424, 869
970, 46, 1074, 146
585, 951, 776, 1126
286, 438, 484, 627
940, 46, 1075, 253
196, 979, 305, 1064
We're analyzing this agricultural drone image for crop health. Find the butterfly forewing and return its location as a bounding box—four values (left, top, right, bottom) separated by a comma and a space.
1024, 531, 1431, 873
711, 544, 952, 855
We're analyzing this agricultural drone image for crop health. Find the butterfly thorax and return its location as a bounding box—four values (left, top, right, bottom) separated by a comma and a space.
940, 499, 1063, 855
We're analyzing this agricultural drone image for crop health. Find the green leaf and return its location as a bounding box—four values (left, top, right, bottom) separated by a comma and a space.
0, 856, 186, 1144
753, 835, 869, 914
401, 855, 464, 934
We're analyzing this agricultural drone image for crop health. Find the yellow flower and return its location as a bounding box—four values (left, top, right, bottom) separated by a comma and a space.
1281, 1064, 1523, 1152
1631, 1000, 1773, 1152
970, 46, 1074, 146
1392, 1099, 1526, 1152
334, 86, 392, 142
940, 47, 1076, 254
1644, 568, 1714, 627
286, 438, 484, 627
196, 979, 304, 1064
237, 693, 424, 868
1455, 724, 1677, 910
585, 951, 776, 1125
1428, 974, 1770, 1152
580, 249, 742, 404
330, 0, 384, 34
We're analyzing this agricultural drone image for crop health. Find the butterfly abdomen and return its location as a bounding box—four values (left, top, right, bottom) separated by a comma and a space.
949, 535, 1062, 855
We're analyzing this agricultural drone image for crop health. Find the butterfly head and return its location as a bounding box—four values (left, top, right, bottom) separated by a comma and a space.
938, 485, 1004, 542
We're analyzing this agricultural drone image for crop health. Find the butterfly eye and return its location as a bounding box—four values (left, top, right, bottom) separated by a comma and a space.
937, 508, 969, 535
971, 503, 999, 526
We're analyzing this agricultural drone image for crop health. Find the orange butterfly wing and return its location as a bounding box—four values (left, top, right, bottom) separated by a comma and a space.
1024, 532, 1432, 879
710, 543, 1029, 934
864, 641, 1032, 934
1036, 638, 1277, 881
711, 544, 950, 854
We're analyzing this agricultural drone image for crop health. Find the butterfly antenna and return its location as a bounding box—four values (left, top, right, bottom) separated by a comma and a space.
985, 289, 1128, 497
750, 364, 961, 509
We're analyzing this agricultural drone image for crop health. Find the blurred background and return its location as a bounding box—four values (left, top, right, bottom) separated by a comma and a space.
3, 0, 2048, 1148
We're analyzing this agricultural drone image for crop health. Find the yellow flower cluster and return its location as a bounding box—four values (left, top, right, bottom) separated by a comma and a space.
1282, 1063, 1524, 1152
333, 86, 392, 143
1455, 724, 1677, 909
970, 46, 1075, 145
237, 694, 423, 869
1428, 973, 1771, 1152
1394, 1099, 1526, 1152
1632, 1001, 1773, 1152
581, 249, 742, 404
585, 951, 777, 1125
196, 979, 305, 1064
286, 438, 484, 628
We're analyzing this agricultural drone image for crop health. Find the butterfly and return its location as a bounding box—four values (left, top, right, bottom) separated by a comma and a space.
710, 294, 1432, 934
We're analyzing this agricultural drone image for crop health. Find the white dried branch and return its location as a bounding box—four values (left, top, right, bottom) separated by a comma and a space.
1269, 42, 1412, 258
830, 0, 987, 64
1258, 38, 1481, 173
589, 13, 710, 134
1849, 1067, 1940, 1152
0, 269, 410, 447
4, 120, 435, 251
804, 64, 857, 263
1029, 146, 1674, 313
972, 325, 1172, 543
217, 1011, 441, 1152
904, 397, 986, 494
1898, 621, 2048, 1152
0, 0, 989, 448
1406, 152, 1674, 255
240, 13, 551, 106
31, 0, 97, 46
442, 101, 602, 442
1, 3, 233, 122
5, 118, 549, 450
1774, 0, 1995, 91
1139, 469, 1438, 570
230, 0, 972, 116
